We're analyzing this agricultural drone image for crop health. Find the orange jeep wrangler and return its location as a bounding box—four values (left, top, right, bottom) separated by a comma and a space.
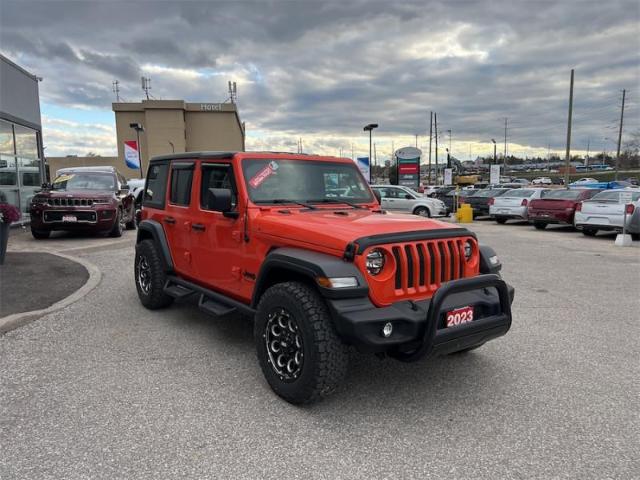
135, 152, 513, 404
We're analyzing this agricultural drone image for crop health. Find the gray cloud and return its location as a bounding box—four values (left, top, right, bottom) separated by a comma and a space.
1, 0, 638, 157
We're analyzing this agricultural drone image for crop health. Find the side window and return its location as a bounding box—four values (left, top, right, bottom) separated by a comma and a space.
387, 188, 402, 199
200, 163, 237, 210
169, 163, 194, 206
143, 163, 169, 208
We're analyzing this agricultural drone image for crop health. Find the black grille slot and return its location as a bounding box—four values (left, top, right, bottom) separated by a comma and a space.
392, 247, 402, 290
457, 241, 464, 278
417, 244, 426, 286
427, 243, 437, 284
438, 242, 447, 282
448, 241, 456, 280
404, 245, 414, 288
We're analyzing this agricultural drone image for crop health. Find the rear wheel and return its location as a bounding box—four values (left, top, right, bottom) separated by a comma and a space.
495, 217, 508, 224
414, 206, 431, 217
109, 209, 124, 237
533, 222, 547, 230
134, 239, 174, 309
31, 228, 50, 239
582, 228, 597, 237
254, 281, 348, 404
125, 205, 136, 230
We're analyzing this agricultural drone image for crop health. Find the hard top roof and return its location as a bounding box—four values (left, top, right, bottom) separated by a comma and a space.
149, 151, 351, 163
56, 166, 117, 174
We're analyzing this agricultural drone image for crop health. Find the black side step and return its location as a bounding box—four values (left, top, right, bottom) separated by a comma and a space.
163, 282, 195, 299
198, 294, 237, 317
164, 275, 256, 317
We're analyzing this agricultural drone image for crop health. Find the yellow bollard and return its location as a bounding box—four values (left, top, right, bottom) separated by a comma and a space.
456, 203, 473, 223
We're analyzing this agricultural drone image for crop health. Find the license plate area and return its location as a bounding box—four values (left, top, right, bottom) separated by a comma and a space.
446, 306, 474, 328
62, 215, 77, 222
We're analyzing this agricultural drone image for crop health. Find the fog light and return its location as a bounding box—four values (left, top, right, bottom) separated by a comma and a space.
382, 322, 393, 338
489, 255, 499, 266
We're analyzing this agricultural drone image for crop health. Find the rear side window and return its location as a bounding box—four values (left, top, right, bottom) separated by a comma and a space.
143, 163, 169, 208
200, 163, 237, 210
169, 163, 194, 206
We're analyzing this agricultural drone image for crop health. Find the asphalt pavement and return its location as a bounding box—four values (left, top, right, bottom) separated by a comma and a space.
1, 220, 638, 479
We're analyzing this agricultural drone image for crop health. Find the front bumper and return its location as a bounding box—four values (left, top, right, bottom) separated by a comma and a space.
29, 205, 117, 231
327, 274, 514, 360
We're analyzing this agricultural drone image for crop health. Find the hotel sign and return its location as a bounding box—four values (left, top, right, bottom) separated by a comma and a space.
200, 103, 223, 111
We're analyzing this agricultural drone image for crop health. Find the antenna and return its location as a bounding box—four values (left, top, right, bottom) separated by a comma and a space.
112, 80, 120, 102
228, 81, 238, 104
141, 76, 151, 100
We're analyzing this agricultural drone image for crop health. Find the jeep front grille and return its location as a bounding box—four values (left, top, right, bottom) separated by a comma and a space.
48, 198, 96, 206
390, 239, 467, 292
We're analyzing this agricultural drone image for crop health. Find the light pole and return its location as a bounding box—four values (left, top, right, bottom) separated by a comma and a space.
168, 141, 175, 153
491, 139, 497, 165
129, 123, 145, 179
363, 123, 378, 183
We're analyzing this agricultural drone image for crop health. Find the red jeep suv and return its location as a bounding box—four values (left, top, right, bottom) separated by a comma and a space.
29, 166, 136, 239
134, 152, 514, 403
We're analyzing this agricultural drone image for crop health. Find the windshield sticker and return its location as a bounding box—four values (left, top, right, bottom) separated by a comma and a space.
53, 174, 74, 184
249, 161, 279, 189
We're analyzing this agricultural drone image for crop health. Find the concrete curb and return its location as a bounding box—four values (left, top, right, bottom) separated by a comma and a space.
0, 251, 102, 334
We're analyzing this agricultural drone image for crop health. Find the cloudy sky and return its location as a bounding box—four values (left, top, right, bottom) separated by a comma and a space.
1, 0, 639, 161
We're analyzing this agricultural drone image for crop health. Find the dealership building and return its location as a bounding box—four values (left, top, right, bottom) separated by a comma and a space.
48, 99, 246, 180
0, 54, 45, 220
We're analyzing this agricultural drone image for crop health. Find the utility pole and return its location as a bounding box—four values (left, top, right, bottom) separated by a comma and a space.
428, 111, 433, 184
503, 118, 508, 175
415, 134, 418, 148
615, 89, 626, 180
563, 69, 574, 186
585, 137, 590, 169
434, 113, 439, 186
547, 143, 551, 172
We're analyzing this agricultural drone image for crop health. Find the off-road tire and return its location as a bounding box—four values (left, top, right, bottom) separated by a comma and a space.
254, 281, 348, 404
31, 228, 50, 239
134, 239, 174, 309
582, 228, 597, 237
533, 222, 547, 230
109, 209, 124, 237
413, 206, 431, 217
495, 217, 508, 224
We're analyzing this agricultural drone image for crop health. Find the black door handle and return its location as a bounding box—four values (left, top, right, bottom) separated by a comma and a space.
192, 223, 206, 232
164, 216, 176, 224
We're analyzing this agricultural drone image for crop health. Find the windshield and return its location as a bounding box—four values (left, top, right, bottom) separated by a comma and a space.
52, 172, 116, 191
541, 189, 582, 200
242, 159, 374, 204
589, 190, 640, 202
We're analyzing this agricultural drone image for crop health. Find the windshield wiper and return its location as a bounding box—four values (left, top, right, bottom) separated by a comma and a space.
306, 198, 366, 209
254, 199, 317, 210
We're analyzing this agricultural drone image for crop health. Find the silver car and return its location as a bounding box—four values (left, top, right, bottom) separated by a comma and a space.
574, 188, 640, 238
489, 188, 547, 223
371, 185, 447, 217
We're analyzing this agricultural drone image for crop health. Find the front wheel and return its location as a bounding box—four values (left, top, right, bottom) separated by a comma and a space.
495, 217, 508, 224
134, 240, 174, 309
31, 228, 50, 239
109, 209, 124, 237
254, 281, 348, 404
413, 206, 431, 217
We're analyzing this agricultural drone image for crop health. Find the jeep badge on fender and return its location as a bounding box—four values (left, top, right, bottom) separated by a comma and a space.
134, 151, 514, 404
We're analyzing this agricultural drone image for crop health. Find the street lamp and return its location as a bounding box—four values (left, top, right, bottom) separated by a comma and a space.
491, 139, 497, 165
363, 123, 378, 183
129, 123, 144, 179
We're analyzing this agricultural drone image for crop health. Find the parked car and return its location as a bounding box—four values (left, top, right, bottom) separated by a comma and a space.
29, 166, 136, 239
527, 188, 601, 230
569, 177, 598, 186
134, 151, 514, 403
511, 178, 530, 186
532, 177, 553, 185
489, 188, 548, 223
371, 185, 447, 217
624, 177, 639, 186
574, 189, 640, 239
464, 188, 512, 217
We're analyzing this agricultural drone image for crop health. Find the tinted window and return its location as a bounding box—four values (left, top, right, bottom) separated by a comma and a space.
0, 171, 17, 185
22, 171, 41, 187
473, 189, 504, 198
52, 172, 115, 191
169, 164, 194, 206
503, 189, 535, 198
542, 189, 583, 200
201, 163, 237, 210
143, 163, 169, 208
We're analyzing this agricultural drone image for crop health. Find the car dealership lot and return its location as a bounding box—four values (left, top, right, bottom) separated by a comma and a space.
1, 222, 638, 479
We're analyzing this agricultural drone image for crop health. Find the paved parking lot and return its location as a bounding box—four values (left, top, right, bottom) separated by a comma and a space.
1, 220, 638, 479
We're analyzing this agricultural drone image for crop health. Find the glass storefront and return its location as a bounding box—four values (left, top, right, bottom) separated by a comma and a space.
0, 118, 42, 221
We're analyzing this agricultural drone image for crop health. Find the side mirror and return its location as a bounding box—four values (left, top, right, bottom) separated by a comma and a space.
207, 187, 233, 212
120, 184, 130, 192
372, 189, 382, 204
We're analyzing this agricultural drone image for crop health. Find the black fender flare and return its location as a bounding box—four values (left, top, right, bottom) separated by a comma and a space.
479, 245, 502, 275
136, 219, 174, 272
251, 247, 368, 308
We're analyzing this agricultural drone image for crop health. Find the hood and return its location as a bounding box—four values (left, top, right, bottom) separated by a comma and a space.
42, 190, 114, 199
253, 207, 460, 253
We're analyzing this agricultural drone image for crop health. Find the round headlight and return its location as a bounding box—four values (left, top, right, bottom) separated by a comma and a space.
366, 249, 385, 275
464, 240, 473, 260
